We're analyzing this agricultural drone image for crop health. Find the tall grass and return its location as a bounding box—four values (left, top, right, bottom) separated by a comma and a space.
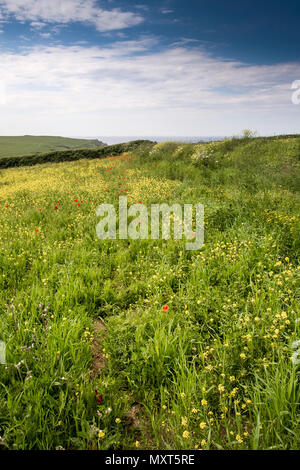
0, 137, 299, 449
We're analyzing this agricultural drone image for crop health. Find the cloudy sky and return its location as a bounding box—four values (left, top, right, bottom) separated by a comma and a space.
0, 0, 300, 136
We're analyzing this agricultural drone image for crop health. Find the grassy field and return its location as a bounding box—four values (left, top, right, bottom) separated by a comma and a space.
0, 136, 299, 450
0, 135, 104, 158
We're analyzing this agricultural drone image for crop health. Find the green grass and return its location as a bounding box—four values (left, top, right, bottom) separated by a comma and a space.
0, 136, 299, 450
0, 140, 153, 169
0, 135, 104, 158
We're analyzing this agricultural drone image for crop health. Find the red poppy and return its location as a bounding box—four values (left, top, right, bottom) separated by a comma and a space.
35, 228, 39, 233
54, 206, 58, 210
97, 395, 103, 404
94, 390, 103, 405
162, 305, 169, 312
5, 205, 8, 208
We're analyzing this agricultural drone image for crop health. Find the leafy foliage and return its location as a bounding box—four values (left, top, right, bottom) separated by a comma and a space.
0, 136, 299, 450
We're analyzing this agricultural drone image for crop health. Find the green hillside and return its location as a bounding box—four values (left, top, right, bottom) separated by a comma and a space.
0, 140, 154, 169
0, 135, 105, 158
0, 135, 299, 450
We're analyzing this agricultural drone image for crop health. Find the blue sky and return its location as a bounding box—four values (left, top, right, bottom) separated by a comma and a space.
0, 0, 300, 136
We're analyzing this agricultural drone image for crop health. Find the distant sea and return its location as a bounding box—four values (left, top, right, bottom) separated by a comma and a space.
75, 136, 227, 145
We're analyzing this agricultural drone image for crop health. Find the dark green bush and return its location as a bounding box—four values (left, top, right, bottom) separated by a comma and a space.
0, 140, 154, 169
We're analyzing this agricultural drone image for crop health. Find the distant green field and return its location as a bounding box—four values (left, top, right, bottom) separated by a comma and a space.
0, 135, 104, 157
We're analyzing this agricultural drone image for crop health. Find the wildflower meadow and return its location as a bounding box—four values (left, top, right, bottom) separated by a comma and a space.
0, 136, 299, 450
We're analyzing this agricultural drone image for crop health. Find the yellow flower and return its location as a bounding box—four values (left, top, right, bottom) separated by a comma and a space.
115, 418, 121, 424
135, 441, 140, 448
236, 434, 243, 443
201, 439, 207, 447
218, 384, 225, 393
200, 422, 207, 429
181, 416, 188, 427
229, 376, 235, 382
201, 399, 208, 406
182, 431, 190, 439
98, 431, 105, 438
191, 408, 198, 414
240, 353, 246, 359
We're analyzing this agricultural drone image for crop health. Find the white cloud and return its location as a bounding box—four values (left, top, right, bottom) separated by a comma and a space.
0, 41, 299, 135
39, 32, 51, 38
30, 21, 46, 29
0, 0, 143, 32
0, 80, 6, 104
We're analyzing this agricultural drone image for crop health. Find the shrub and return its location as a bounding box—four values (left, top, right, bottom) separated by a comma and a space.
0, 140, 154, 169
